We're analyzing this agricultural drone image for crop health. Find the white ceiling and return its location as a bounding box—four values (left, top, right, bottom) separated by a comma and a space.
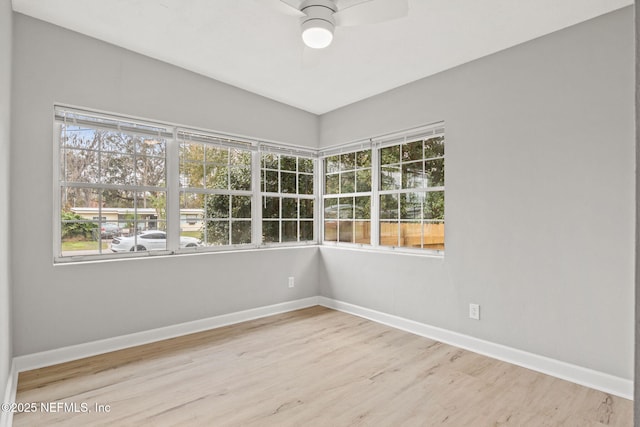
12, 0, 632, 114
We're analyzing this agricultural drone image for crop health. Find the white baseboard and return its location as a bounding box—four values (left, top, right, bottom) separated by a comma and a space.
318, 297, 633, 400
13, 296, 319, 374
0, 361, 18, 427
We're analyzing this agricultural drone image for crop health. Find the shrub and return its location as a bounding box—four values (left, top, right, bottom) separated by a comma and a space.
61, 211, 96, 239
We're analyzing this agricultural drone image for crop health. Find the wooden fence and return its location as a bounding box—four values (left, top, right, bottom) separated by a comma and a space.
325, 221, 444, 249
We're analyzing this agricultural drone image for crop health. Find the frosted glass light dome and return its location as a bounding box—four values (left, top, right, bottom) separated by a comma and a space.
301, 19, 334, 49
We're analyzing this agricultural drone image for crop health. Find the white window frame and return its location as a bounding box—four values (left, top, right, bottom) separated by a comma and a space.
259, 144, 318, 247
54, 106, 441, 262
53, 106, 318, 263
321, 147, 373, 247
319, 122, 445, 256
54, 107, 173, 262
177, 129, 256, 251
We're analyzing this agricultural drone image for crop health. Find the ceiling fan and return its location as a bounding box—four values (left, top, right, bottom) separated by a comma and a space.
268, 0, 409, 49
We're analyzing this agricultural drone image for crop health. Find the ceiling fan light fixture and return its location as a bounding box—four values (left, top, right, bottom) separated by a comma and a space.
301, 19, 334, 49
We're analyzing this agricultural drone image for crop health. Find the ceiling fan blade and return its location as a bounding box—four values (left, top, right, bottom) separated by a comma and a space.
281, 0, 303, 10
334, 0, 408, 27
336, 0, 372, 10
261, 0, 304, 16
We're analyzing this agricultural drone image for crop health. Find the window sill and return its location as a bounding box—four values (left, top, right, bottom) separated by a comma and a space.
320, 242, 444, 259
53, 243, 320, 266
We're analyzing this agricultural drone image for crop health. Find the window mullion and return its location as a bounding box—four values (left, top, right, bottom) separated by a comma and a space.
371, 144, 380, 247
317, 157, 323, 244
166, 129, 180, 252
53, 122, 62, 259
252, 149, 262, 246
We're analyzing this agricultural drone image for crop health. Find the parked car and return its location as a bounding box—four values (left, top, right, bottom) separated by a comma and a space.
100, 223, 121, 239
110, 230, 201, 252
91, 222, 121, 240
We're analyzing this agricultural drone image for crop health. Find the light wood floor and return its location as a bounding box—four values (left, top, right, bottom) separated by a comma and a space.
14, 306, 632, 426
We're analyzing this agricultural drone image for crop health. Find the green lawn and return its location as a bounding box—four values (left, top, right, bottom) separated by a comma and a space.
181, 231, 201, 239
61, 240, 109, 251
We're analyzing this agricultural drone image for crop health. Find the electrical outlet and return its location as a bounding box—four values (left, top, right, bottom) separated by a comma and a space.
469, 303, 480, 320
288, 277, 295, 288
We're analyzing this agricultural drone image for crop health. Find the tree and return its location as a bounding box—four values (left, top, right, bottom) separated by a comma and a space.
60, 125, 168, 232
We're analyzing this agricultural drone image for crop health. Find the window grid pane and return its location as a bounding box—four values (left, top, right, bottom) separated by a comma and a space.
59, 118, 169, 257
260, 152, 316, 244
180, 137, 253, 249
377, 134, 445, 251
323, 148, 372, 245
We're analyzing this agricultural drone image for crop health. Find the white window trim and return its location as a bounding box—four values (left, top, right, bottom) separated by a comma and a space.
177, 129, 255, 250
320, 122, 445, 257
54, 109, 172, 262
53, 105, 443, 263
53, 105, 318, 263
259, 148, 317, 246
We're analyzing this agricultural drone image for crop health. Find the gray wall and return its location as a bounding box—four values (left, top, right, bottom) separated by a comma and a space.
10, 14, 320, 356
634, 0, 639, 421
0, 0, 12, 397
320, 7, 635, 379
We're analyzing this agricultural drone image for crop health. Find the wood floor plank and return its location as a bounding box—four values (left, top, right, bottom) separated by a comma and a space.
13, 306, 632, 426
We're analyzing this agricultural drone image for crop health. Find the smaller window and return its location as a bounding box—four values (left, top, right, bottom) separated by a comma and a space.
179, 132, 253, 247
323, 148, 372, 245
379, 135, 444, 251
261, 153, 315, 244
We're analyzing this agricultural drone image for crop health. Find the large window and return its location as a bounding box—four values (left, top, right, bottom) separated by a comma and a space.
54, 107, 317, 262
261, 152, 315, 244
321, 124, 444, 253
57, 110, 170, 257
323, 149, 372, 244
